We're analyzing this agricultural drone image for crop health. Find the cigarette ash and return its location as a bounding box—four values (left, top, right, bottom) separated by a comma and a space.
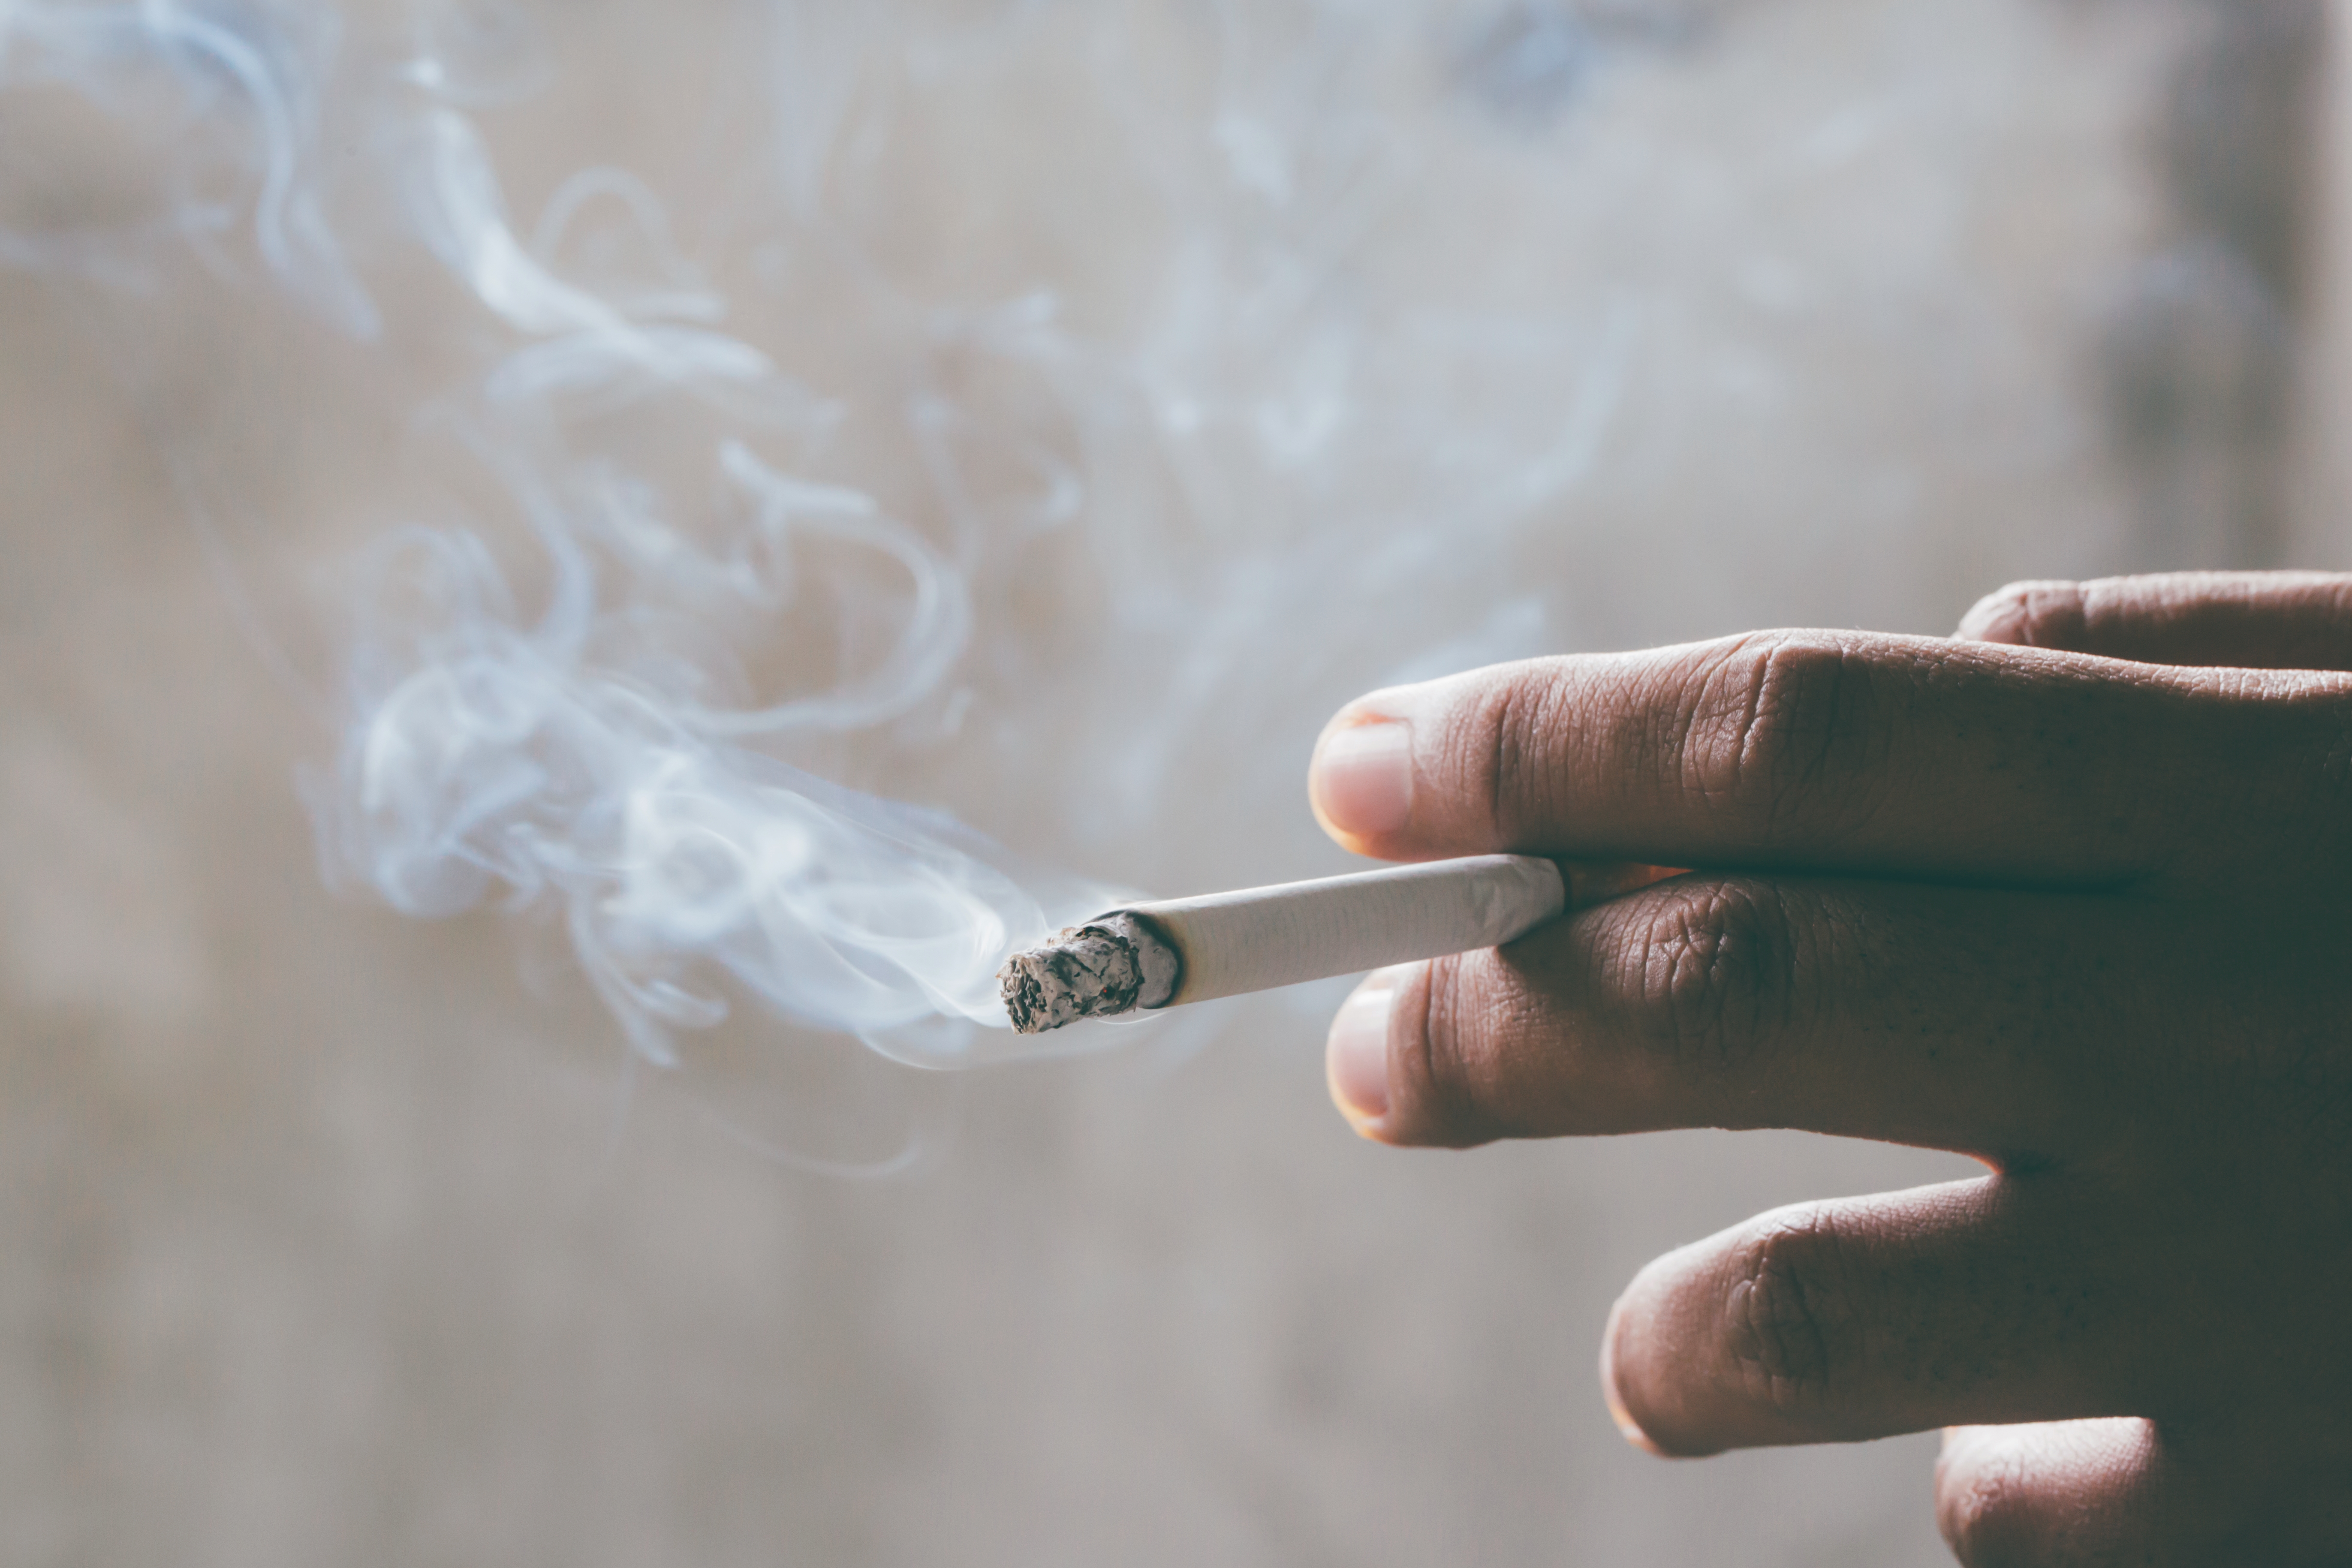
999, 915, 1179, 1035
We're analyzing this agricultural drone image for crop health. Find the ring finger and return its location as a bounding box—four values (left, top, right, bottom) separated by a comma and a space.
1599, 1177, 2152, 1454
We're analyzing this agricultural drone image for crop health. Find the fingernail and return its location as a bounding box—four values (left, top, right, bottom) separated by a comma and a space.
1313, 721, 1413, 837
1325, 972, 1399, 1127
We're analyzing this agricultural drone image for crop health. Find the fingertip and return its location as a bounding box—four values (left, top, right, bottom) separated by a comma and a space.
1956, 580, 2084, 647
1311, 662, 1563, 859
1308, 711, 1415, 850
1599, 1296, 1668, 1457
1325, 966, 1409, 1138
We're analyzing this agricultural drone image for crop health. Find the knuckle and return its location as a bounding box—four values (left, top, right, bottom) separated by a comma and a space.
1621, 881, 1800, 1072
1673, 636, 1892, 838
1720, 1214, 1862, 1423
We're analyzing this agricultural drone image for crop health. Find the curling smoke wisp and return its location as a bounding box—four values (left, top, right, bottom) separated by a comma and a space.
0, 0, 1095, 1067
0, 0, 2143, 1073
310, 108, 1042, 1065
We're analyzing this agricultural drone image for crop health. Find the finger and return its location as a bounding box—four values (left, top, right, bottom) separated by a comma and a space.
1597, 1181, 2149, 1456
1961, 571, 2352, 671
1935, 1421, 2170, 1567
1322, 874, 2200, 1161
1306, 631, 2347, 889
1942, 1419, 2352, 1564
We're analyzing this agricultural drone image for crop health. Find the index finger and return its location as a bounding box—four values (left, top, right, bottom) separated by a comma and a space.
1307, 631, 2347, 889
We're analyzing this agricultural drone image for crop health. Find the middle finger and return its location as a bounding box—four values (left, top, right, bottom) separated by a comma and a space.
1328, 873, 2210, 1163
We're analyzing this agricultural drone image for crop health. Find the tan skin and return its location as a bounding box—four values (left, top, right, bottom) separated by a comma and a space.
1309, 571, 2352, 1565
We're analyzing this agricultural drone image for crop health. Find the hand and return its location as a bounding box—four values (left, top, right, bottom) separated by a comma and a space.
1308, 571, 2352, 1564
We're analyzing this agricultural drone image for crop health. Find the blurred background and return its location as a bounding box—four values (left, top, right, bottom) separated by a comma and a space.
3, 0, 2348, 1562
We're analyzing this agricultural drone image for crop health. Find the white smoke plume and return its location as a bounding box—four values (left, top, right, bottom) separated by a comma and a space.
0, 0, 2167, 1078
2, 0, 1114, 1070
309, 106, 1049, 1068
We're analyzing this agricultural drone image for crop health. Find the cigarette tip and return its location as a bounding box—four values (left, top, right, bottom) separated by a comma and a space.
997, 918, 1154, 1034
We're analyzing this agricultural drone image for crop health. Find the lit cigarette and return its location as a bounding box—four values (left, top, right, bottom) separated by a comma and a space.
999, 854, 1567, 1034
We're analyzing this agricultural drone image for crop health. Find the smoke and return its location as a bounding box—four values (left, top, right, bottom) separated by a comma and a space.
0, 1, 374, 328
0, 0, 2186, 1078
2, 0, 1138, 1071
311, 101, 1044, 1068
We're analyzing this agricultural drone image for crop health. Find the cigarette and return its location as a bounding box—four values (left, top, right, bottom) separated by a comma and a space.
999, 854, 1567, 1034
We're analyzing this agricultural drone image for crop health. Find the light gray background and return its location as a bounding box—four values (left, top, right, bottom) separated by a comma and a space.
0, 0, 2338, 1563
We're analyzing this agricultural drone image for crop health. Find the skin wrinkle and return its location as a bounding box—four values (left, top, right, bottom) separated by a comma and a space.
1531, 668, 1581, 841
1418, 952, 1475, 1141
1680, 889, 1749, 1076
1477, 680, 1514, 849
1723, 635, 1777, 823
1775, 884, 1848, 1092
1483, 951, 1562, 1138
1407, 952, 1491, 1147
1986, 581, 2092, 652
1754, 637, 1904, 845
1658, 881, 1795, 1082
1726, 1218, 1844, 1430
1468, 940, 1582, 1140
1674, 634, 1768, 824
1479, 669, 1539, 852
1409, 936, 1549, 1144
1750, 641, 1863, 839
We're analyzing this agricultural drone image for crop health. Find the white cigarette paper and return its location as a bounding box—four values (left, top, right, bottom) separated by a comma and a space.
999, 855, 1567, 1034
